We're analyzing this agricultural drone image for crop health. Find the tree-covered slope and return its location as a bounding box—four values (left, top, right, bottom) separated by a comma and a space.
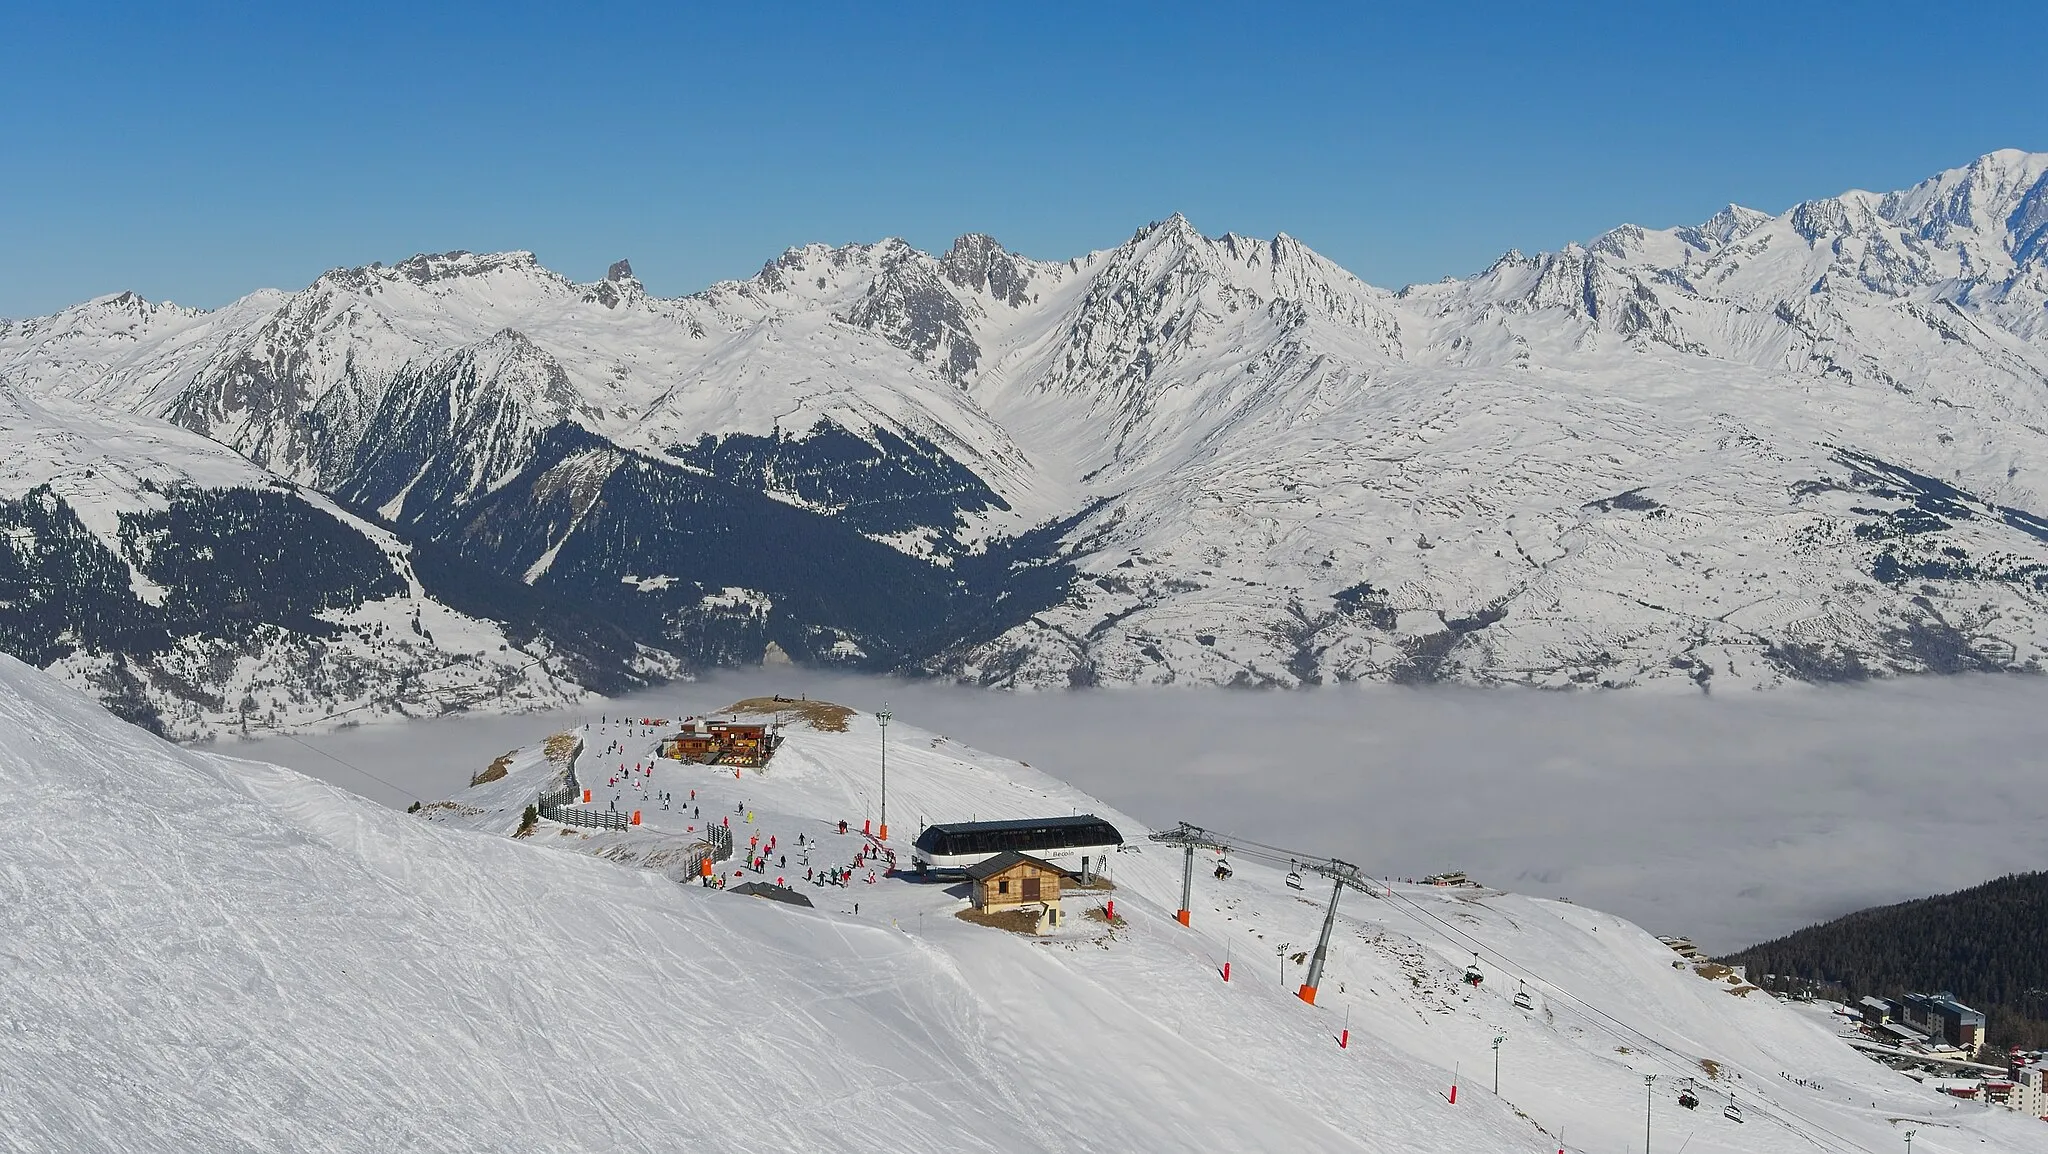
1727, 871, 2048, 1050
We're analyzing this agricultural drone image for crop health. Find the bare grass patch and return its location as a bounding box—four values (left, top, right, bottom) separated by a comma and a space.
721, 697, 853, 732
956, 907, 1042, 935
470, 752, 513, 786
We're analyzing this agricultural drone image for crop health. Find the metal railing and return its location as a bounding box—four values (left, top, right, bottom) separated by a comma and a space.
534, 787, 735, 874
676, 825, 735, 883
536, 786, 628, 831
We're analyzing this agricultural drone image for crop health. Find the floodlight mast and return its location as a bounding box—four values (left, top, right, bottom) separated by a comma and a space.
876, 703, 891, 841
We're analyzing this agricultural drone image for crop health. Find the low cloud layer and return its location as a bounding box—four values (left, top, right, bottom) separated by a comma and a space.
230, 672, 2048, 954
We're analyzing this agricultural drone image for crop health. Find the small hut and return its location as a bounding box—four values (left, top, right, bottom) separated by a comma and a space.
965, 851, 1066, 932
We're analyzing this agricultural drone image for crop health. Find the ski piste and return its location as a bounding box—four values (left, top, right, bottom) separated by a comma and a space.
5, 655, 2037, 1153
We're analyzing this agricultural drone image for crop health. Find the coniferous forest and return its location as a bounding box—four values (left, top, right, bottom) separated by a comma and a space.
1727, 872, 2048, 1052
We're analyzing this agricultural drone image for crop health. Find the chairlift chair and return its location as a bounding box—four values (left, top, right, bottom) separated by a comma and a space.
1678, 1078, 1699, 1110
1513, 982, 1535, 1011
1463, 954, 1485, 987
1723, 1097, 1743, 1123
1285, 870, 1306, 891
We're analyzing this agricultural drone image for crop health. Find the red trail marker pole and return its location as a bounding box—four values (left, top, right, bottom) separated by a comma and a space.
1449, 1062, 1459, 1105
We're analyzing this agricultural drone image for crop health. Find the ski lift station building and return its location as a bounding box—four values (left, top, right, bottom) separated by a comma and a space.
911, 815, 1123, 877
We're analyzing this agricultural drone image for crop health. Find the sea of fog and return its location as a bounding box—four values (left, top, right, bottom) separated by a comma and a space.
225, 671, 2048, 955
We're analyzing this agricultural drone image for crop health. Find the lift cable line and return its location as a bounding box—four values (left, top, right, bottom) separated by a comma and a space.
1367, 877, 1869, 1154
1153, 819, 1870, 1154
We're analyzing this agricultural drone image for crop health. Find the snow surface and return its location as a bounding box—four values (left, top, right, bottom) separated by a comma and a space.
8, 655, 2042, 1152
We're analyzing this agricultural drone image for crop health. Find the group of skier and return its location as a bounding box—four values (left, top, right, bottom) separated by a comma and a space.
591, 716, 884, 904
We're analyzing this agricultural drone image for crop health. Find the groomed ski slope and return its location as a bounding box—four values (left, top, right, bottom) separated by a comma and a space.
2, 659, 2039, 1154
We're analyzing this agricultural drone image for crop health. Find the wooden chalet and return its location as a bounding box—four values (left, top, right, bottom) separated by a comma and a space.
965, 851, 1067, 932
660, 717, 780, 768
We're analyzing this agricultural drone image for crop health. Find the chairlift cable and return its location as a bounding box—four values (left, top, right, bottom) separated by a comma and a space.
1155, 818, 1868, 1154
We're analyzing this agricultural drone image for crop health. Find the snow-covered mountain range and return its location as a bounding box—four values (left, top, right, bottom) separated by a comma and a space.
7, 149, 2048, 724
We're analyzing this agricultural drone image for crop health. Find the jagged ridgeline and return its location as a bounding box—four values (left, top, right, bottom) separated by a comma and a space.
1727, 872, 2048, 1050
7, 150, 2048, 711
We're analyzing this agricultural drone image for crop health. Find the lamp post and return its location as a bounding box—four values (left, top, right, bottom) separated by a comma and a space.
876, 703, 891, 841
1644, 1074, 1658, 1154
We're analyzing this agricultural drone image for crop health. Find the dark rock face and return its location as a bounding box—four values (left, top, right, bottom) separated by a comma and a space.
337, 331, 579, 525
674, 423, 1010, 546
840, 248, 982, 380
941, 234, 1033, 307
404, 424, 1074, 672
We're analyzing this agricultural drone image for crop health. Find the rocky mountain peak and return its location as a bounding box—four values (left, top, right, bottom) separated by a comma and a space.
585, 259, 644, 309
838, 246, 982, 381
388, 249, 544, 286
940, 234, 1033, 307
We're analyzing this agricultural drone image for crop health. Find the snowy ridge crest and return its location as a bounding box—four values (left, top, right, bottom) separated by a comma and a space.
5, 151, 2048, 699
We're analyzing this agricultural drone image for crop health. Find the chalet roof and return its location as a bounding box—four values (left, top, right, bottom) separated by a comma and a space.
729, 882, 814, 907
925, 814, 1115, 836
963, 851, 1065, 881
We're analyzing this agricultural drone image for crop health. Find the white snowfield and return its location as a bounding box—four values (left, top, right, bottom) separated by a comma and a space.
5, 660, 2040, 1153
7, 152, 2048, 690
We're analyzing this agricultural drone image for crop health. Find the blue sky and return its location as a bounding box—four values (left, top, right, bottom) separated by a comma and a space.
2, 1, 2042, 317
